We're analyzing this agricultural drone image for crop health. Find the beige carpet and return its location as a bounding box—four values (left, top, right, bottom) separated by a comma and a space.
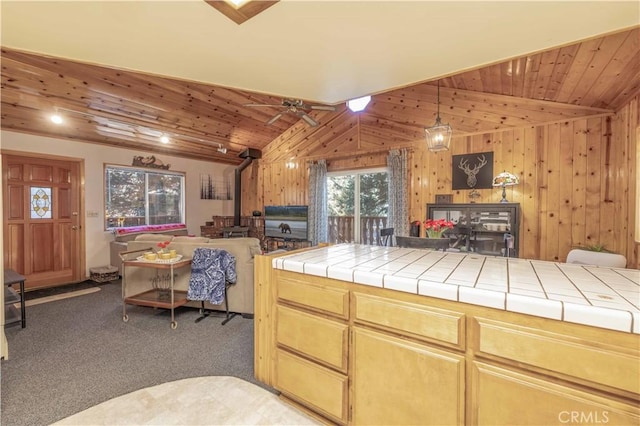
19, 287, 101, 307
53, 376, 321, 425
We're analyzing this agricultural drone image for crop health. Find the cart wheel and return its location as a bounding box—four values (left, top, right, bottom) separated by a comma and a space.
122, 314, 129, 322
171, 321, 177, 329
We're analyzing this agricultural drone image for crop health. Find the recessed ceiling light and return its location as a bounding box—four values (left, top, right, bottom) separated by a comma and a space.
160, 136, 170, 144
227, 0, 248, 7
346, 96, 371, 113
50, 114, 63, 124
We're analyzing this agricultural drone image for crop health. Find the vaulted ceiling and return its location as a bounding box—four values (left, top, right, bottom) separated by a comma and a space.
1, 2, 638, 166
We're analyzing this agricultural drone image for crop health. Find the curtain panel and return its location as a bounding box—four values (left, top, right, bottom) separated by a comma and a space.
387, 149, 409, 238
308, 160, 328, 245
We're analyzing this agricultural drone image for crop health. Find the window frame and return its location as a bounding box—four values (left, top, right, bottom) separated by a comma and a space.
103, 164, 186, 230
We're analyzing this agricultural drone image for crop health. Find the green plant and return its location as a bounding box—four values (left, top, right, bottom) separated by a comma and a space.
576, 243, 613, 253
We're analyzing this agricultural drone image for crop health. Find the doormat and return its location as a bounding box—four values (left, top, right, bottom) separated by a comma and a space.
18, 287, 102, 307
19, 280, 105, 307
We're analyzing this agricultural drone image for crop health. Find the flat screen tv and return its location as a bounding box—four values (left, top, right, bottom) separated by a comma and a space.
264, 205, 309, 240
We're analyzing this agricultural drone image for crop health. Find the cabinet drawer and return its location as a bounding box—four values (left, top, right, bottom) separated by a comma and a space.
471, 361, 640, 425
353, 292, 465, 349
276, 305, 348, 372
278, 275, 348, 319
474, 318, 640, 395
276, 349, 348, 425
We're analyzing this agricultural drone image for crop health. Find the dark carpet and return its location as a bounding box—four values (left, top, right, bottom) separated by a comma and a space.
1, 280, 261, 426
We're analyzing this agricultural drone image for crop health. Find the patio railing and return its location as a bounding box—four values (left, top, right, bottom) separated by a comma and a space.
328, 215, 388, 245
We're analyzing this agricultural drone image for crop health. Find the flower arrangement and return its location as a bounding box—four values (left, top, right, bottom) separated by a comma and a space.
156, 241, 170, 253
423, 219, 454, 238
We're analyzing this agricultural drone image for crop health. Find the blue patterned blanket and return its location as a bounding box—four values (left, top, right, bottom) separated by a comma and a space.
187, 248, 237, 305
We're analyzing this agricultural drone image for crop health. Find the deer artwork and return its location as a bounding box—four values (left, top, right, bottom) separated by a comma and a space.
458, 154, 488, 188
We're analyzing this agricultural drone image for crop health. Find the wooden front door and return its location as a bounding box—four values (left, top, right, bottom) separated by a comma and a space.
3, 153, 83, 290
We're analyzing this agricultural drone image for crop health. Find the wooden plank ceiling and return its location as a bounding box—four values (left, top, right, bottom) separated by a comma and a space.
1, 27, 638, 165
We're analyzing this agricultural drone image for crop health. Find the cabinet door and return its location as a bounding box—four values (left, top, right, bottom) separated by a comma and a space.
470, 362, 640, 425
351, 327, 465, 425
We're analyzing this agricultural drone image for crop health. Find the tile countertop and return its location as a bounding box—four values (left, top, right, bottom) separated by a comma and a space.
272, 244, 640, 334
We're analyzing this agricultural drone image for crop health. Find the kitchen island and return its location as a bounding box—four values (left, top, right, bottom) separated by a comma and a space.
254, 244, 639, 425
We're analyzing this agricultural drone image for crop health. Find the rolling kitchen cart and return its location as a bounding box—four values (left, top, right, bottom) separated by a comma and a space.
119, 248, 191, 329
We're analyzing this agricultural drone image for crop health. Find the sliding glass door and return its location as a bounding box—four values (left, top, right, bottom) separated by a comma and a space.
327, 168, 388, 244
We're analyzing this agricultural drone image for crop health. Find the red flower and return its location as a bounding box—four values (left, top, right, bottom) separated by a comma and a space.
157, 241, 170, 249
423, 219, 454, 238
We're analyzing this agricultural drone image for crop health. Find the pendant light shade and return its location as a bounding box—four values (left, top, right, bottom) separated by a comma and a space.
425, 81, 452, 152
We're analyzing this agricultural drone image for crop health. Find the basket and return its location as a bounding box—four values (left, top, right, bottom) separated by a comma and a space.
89, 265, 119, 283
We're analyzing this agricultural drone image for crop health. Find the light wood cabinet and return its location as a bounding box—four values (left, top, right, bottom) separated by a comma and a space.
351, 326, 465, 425
276, 304, 348, 372
274, 274, 350, 424
277, 274, 349, 319
470, 362, 640, 425
276, 349, 349, 424
254, 256, 640, 426
352, 292, 465, 350
472, 317, 640, 397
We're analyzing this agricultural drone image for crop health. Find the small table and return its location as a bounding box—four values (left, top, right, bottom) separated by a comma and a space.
4, 269, 26, 328
121, 254, 191, 329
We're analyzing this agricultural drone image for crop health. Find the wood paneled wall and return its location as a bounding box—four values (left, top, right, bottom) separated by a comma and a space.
243, 97, 639, 266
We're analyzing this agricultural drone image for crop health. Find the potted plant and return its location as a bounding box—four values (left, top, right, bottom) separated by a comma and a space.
566, 243, 626, 268
423, 219, 455, 239
419, 219, 454, 251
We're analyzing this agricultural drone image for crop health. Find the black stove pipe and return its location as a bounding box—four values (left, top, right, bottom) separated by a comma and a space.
234, 148, 262, 226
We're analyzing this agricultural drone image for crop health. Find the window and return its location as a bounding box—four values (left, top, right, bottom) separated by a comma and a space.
104, 165, 185, 229
327, 168, 388, 244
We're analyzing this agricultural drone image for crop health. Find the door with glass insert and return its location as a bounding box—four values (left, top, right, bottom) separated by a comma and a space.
3, 154, 82, 289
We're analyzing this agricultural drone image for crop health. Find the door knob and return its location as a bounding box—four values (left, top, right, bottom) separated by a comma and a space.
72, 226, 78, 230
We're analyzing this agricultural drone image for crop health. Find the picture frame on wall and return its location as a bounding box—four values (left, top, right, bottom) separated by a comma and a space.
452, 151, 494, 190
200, 173, 233, 200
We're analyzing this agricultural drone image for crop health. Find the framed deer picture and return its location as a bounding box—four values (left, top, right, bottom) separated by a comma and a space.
452, 152, 493, 190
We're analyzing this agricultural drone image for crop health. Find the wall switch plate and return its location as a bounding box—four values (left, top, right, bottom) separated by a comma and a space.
87, 211, 99, 217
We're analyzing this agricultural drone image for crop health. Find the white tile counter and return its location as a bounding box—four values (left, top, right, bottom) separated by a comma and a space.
272, 244, 640, 334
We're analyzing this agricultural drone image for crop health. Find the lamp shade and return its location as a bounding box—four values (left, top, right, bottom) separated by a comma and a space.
425, 80, 452, 152
492, 171, 520, 187
492, 171, 519, 203
425, 119, 452, 152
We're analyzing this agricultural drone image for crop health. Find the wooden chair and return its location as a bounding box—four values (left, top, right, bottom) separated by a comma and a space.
378, 228, 394, 247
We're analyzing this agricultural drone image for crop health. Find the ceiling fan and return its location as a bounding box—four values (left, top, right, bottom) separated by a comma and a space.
244, 99, 336, 127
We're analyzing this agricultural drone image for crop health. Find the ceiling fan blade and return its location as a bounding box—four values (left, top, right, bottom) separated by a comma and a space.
266, 112, 284, 125
245, 103, 282, 107
309, 104, 336, 111
298, 111, 318, 127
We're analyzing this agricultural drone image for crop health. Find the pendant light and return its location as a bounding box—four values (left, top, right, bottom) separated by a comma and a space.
425, 80, 452, 152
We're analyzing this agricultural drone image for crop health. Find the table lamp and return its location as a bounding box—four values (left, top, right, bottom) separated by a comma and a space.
492, 171, 519, 203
